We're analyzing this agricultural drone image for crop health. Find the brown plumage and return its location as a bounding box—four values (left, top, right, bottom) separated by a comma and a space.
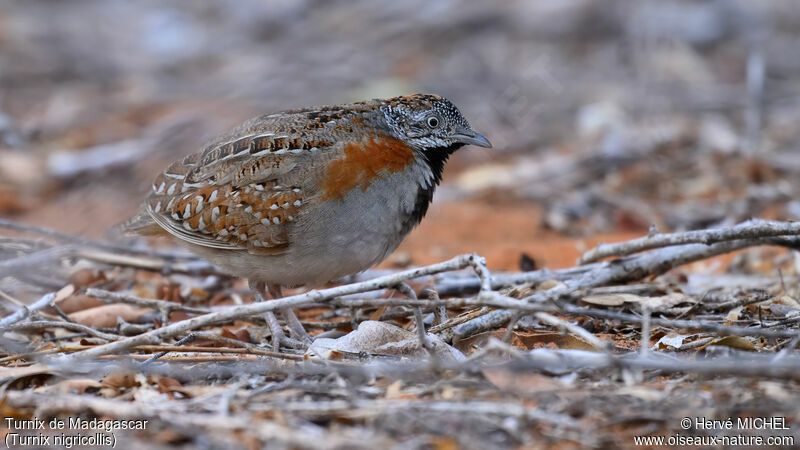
121, 94, 491, 347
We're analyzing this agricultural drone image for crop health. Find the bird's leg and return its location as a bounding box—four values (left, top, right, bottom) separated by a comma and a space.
268, 284, 312, 344
249, 280, 285, 352
395, 283, 435, 356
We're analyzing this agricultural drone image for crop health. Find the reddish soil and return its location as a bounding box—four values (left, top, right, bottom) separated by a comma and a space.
384, 199, 642, 272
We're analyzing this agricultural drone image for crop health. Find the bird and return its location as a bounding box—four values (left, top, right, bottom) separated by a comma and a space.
122, 93, 491, 347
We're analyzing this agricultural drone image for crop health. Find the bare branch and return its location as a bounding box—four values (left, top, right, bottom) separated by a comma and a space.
579, 219, 800, 264
77, 249, 224, 276
86, 288, 211, 316
534, 312, 606, 350
452, 291, 800, 339
454, 237, 788, 339
2, 320, 119, 341
58, 254, 486, 361
0, 292, 56, 328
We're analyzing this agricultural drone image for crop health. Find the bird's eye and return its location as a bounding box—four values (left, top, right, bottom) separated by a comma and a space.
426, 116, 440, 128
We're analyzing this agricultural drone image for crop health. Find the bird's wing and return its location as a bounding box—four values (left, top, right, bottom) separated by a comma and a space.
143, 118, 345, 254
139, 102, 399, 255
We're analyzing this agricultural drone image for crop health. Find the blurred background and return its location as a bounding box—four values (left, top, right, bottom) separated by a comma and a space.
1, 0, 800, 271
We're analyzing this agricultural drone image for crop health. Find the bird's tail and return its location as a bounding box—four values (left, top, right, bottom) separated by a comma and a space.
115, 210, 164, 236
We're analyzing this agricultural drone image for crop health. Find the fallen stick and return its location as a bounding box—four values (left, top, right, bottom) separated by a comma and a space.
452, 292, 800, 339
0, 292, 56, 328
0, 218, 195, 260
1, 320, 119, 341
507, 348, 800, 380
453, 237, 783, 339
55, 254, 490, 361
77, 249, 225, 276
579, 218, 800, 264
86, 288, 211, 315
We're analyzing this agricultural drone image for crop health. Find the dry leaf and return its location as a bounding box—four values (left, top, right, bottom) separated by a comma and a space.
581, 293, 640, 306
369, 305, 387, 321
581, 292, 696, 315
482, 368, 560, 393
767, 303, 800, 319
513, 331, 599, 351
615, 386, 667, 402
307, 320, 464, 361
653, 333, 688, 350
101, 371, 140, 391
155, 376, 189, 399
221, 328, 251, 343
69, 268, 107, 288
55, 294, 105, 314
453, 330, 506, 354
538, 279, 565, 291
772, 295, 800, 308
725, 306, 743, 324
0, 364, 56, 388
384, 380, 416, 400
698, 336, 756, 352
641, 293, 696, 312
69, 304, 150, 327
156, 376, 182, 392
173, 385, 231, 398
53, 284, 76, 303
755, 297, 800, 319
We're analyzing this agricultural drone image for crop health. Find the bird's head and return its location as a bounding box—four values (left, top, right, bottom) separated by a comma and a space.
381, 94, 492, 152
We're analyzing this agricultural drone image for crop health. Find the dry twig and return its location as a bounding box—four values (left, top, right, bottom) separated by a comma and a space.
579, 219, 800, 264
58, 254, 490, 361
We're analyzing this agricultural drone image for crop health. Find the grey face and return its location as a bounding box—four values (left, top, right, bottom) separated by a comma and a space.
382, 95, 492, 151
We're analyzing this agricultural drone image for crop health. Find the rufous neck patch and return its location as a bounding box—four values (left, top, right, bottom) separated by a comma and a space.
321, 136, 415, 201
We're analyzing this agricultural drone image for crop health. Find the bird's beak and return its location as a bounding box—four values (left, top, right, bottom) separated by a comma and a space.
453, 127, 492, 148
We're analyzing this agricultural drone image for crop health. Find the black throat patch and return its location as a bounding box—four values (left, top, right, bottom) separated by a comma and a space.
399, 143, 464, 235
